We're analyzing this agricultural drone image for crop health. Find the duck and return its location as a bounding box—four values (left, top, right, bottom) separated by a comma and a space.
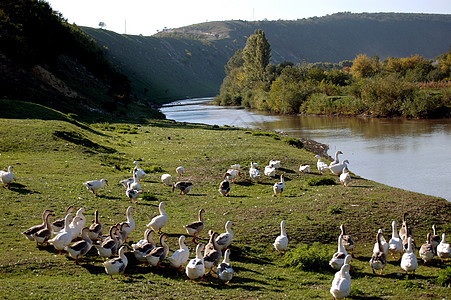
340, 224, 355, 256
129, 172, 141, 191
216, 221, 234, 251
95, 226, 120, 258
145, 233, 169, 268
401, 237, 418, 276
83, 178, 109, 195
172, 181, 194, 195
65, 227, 93, 264
0, 165, 16, 188
51, 205, 76, 232
49, 213, 74, 254
31, 211, 54, 246
226, 168, 241, 182
273, 220, 288, 253
373, 229, 389, 256
22, 209, 52, 241
437, 233, 451, 262
388, 221, 403, 260
186, 243, 205, 282
299, 164, 311, 173
370, 231, 387, 275
273, 174, 285, 197
330, 260, 351, 300
431, 224, 441, 254
132, 229, 156, 264
103, 246, 128, 279
329, 235, 348, 270
133, 160, 146, 181
314, 154, 329, 174
264, 164, 276, 177
176, 166, 185, 177
329, 160, 349, 176
339, 167, 351, 187
126, 181, 143, 203
183, 208, 205, 243
269, 160, 281, 169
167, 235, 190, 271
217, 249, 234, 284
146, 202, 168, 233
87, 210, 103, 241
203, 231, 222, 275
419, 233, 434, 265
161, 174, 172, 186
329, 150, 343, 167
218, 172, 231, 196
249, 162, 261, 182
118, 206, 135, 241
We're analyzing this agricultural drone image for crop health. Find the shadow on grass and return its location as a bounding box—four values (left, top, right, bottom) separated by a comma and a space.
8, 183, 39, 195
278, 167, 296, 174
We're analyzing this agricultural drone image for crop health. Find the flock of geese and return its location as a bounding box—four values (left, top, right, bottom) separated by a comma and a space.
4, 152, 449, 296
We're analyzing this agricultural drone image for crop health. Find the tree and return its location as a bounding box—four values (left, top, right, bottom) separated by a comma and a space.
350, 54, 382, 78
243, 29, 272, 90
99, 22, 106, 29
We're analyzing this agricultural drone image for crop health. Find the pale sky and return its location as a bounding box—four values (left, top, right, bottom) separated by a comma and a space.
46, 0, 451, 36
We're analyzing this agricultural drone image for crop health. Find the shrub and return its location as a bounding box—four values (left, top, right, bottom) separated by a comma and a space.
327, 205, 343, 214
141, 192, 158, 202
146, 165, 163, 173
282, 137, 303, 149
284, 242, 335, 271
306, 177, 336, 186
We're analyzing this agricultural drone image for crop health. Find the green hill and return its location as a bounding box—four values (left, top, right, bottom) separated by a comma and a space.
83, 13, 451, 101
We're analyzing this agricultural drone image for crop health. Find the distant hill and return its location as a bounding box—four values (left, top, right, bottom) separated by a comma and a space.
83, 13, 451, 101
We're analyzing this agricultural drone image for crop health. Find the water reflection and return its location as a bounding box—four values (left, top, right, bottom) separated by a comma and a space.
161, 98, 451, 201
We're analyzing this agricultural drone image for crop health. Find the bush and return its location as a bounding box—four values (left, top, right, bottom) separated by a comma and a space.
284, 242, 335, 271
282, 137, 303, 149
306, 177, 336, 186
146, 165, 163, 173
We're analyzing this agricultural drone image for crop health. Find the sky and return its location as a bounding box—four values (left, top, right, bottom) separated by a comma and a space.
46, 0, 451, 36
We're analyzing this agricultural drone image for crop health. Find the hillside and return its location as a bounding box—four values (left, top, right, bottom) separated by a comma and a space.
83, 13, 451, 101
0, 0, 163, 122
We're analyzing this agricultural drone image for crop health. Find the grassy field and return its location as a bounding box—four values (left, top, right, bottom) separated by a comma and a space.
0, 107, 450, 299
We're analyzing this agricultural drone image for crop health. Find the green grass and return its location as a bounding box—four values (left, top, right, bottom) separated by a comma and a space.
0, 115, 450, 299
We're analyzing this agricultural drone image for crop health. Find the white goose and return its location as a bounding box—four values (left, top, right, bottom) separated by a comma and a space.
249, 162, 261, 182
83, 179, 109, 195
269, 160, 281, 169
67, 207, 86, 239
373, 229, 389, 256
216, 221, 234, 251
388, 221, 403, 260
126, 181, 143, 203
339, 167, 351, 187
119, 206, 135, 241
419, 233, 434, 265
330, 235, 348, 270
0, 165, 16, 188
129, 172, 141, 191
401, 237, 418, 275
133, 160, 146, 181
176, 166, 185, 177
226, 168, 241, 182
329, 150, 343, 167
146, 202, 168, 233
49, 213, 74, 254
186, 243, 205, 282
264, 164, 276, 177
161, 174, 172, 186
217, 249, 234, 284
330, 260, 351, 300
104, 246, 128, 279
299, 164, 311, 173
273, 174, 285, 197
273, 220, 288, 252
314, 155, 329, 174
329, 160, 349, 176
167, 235, 190, 271
437, 233, 451, 262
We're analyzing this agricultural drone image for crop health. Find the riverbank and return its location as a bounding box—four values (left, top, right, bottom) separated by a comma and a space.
0, 115, 450, 298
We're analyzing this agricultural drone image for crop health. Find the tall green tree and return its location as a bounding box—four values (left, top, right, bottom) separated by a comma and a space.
243, 29, 272, 90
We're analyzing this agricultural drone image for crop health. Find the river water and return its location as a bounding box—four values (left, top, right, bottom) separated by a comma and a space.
160, 97, 451, 201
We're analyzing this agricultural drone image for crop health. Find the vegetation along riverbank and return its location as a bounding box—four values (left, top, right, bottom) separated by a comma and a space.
215, 30, 451, 119
0, 100, 450, 299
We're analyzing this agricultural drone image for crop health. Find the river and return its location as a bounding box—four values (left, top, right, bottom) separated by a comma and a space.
160, 97, 451, 201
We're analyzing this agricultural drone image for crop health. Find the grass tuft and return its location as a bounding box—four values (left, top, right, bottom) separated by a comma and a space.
306, 177, 336, 186
284, 242, 334, 272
